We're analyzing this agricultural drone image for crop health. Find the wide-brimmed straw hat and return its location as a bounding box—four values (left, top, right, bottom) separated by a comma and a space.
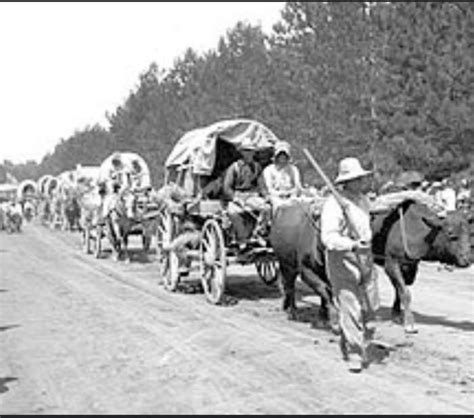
335, 158, 372, 184
239, 138, 257, 152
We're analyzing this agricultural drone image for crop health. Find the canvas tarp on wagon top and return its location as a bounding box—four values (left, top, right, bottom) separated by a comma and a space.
165, 119, 280, 176
17, 180, 38, 200
44, 177, 60, 197
98, 152, 151, 188
37, 175, 55, 195
55, 171, 78, 196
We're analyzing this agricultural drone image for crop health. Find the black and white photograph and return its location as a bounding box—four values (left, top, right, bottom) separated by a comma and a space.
0, 2, 473, 415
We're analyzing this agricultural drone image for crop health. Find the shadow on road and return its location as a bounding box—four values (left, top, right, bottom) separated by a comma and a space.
226, 278, 282, 303
366, 343, 392, 366
0, 377, 18, 394
412, 312, 474, 332
0, 289, 8, 293
97, 248, 154, 264
378, 307, 474, 332
0, 325, 20, 333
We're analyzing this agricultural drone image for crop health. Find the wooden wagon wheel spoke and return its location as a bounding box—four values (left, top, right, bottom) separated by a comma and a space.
201, 236, 212, 252
255, 255, 279, 286
200, 219, 227, 305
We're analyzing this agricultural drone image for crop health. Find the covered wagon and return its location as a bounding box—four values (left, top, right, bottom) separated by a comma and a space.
158, 119, 281, 304
94, 152, 159, 261
17, 179, 39, 221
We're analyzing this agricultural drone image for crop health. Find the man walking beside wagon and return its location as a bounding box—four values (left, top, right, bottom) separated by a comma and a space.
320, 157, 380, 373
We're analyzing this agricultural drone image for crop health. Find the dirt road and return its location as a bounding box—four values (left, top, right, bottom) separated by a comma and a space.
0, 223, 473, 414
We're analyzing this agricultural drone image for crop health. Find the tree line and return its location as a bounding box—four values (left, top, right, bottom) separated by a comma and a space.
2, 2, 473, 188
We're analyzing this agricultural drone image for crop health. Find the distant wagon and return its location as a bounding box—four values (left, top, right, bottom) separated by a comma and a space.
37, 175, 55, 197
17, 179, 38, 201
94, 152, 161, 261
17, 179, 39, 221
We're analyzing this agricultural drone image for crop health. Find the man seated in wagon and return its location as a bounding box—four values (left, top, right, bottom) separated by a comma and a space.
107, 153, 131, 191
222, 138, 270, 247
128, 158, 152, 193
100, 152, 132, 219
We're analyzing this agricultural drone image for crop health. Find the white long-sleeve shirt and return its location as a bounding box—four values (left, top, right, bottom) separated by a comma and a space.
320, 194, 372, 252
263, 163, 302, 197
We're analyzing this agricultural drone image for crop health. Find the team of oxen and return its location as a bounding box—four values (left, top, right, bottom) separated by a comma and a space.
271, 197, 471, 334
9, 160, 473, 336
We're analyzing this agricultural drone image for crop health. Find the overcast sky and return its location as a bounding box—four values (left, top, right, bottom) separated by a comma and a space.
0, 2, 285, 164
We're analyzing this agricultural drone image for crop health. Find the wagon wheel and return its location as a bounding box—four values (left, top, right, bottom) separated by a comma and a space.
83, 225, 91, 254
200, 219, 227, 305
94, 225, 103, 259
255, 255, 279, 286
159, 210, 180, 291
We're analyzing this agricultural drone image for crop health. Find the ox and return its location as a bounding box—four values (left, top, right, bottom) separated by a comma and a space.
63, 195, 81, 231
270, 199, 471, 334
106, 190, 156, 263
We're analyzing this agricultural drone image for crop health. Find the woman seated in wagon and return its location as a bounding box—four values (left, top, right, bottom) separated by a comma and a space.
262, 140, 303, 212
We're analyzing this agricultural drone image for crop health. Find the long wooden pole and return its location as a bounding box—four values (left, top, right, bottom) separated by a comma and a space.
302, 148, 363, 242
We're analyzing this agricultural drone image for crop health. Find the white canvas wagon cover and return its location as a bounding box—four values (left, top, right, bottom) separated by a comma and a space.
17, 180, 38, 200
37, 175, 55, 195
165, 119, 280, 176
56, 170, 77, 194
98, 152, 151, 185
